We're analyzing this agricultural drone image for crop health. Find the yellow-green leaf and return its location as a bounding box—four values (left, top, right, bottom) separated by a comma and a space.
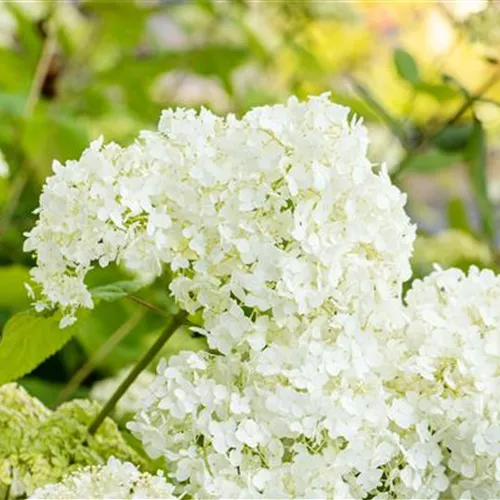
0, 311, 80, 384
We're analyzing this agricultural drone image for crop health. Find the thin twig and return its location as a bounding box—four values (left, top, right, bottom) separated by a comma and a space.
88, 310, 188, 435
437, 66, 500, 132
24, 20, 57, 118
54, 309, 145, 407
392, 66, 500, 180
126, 294, 169, 317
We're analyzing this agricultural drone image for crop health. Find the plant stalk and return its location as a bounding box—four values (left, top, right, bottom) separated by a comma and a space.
87, 310, 188, 435
55, 309, 145, 407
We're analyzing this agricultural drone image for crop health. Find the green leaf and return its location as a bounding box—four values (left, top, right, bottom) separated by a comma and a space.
19, 376, 89, 406
464, 119, 496, 244
394, 48, 420, 85
90, 280, 146, 302
0, 311, 80, 384
0, 48, 33, 93
0, 91, 26, 117
0, 265, 31, 312
447, 197, 472, 233
21, 107, 89, 183
434, 123, 473, 152
415, 82, 458, 101
398, 150, 461, 174
84, 1, 151, 49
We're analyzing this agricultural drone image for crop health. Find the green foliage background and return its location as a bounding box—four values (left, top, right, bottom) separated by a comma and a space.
0, 0, 499, 411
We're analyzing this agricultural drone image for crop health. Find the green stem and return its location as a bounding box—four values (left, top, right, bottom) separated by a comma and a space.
55, 309, 145, 407
126, 294, 169, 317
87, 310, 188, 435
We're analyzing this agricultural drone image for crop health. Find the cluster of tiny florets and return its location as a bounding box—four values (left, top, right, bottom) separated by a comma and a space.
395, 267, 500, 499
24, 94, 414, 339
24, 95, 500, 499
30, 457, 177, 499
129, 267, 500, 499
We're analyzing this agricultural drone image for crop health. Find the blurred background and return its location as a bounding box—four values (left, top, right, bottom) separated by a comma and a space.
0, 0, 499, 414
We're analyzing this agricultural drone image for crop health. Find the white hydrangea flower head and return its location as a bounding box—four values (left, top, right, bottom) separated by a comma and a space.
90, 367, 156, 420
25, 94, 415, 345
391, 266, 500, 499
129, 330, 426, 499
30, 457, 177, 499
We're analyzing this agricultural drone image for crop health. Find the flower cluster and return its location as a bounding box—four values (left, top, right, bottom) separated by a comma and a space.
0, 384, 143, 498
30, 457, 177, 499
394, 267, 500, 499
24, 95, 500, 499
129, 266, 500, 499
25, 94, 414, 342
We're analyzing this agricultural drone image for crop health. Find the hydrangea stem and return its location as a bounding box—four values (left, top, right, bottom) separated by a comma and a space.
88, 310, 188, 435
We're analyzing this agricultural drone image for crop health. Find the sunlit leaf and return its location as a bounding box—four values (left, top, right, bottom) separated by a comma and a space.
0, 265, 31, 312
447, 197, 472, 233
415, 82, 458, 101
0, 310, 81, 385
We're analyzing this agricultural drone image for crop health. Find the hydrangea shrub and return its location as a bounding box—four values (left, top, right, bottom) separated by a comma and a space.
21, 95, 500, 499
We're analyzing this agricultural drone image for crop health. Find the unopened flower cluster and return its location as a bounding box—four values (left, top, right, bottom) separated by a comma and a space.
0, 384, 143, 498
25, 95, 500, 499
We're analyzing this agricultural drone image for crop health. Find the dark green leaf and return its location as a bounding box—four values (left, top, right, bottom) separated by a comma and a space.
464, 118, 496, 244
394, 48, 420, 85
434, 123, 473, 152
0, 310, 81, 384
